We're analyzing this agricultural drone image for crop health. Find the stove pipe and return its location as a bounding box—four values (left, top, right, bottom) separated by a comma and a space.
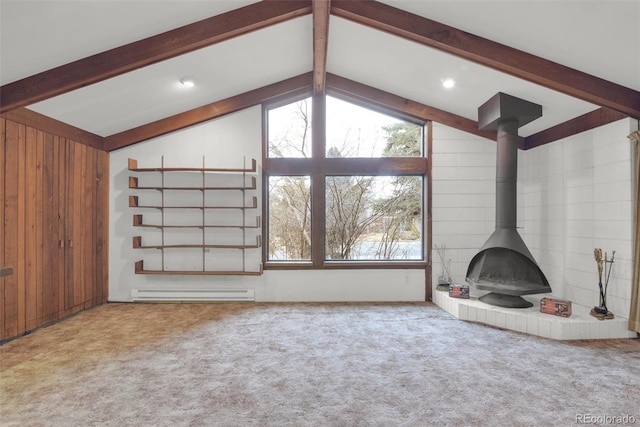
466, 93, 551, 308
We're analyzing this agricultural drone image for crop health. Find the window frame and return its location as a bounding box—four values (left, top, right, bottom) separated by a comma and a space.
263, 90, 432, 270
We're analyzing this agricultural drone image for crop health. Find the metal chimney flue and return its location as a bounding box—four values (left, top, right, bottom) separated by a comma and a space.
466, 93, 551, 308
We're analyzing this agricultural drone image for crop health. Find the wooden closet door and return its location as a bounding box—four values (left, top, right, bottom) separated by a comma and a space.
69, 140, 85, 312
1, 118, 5, 340
60, 137, 73, 313
62, 140, 104, 314
47, 135, 65, 322
23, 126, 39, 332
0, 121, 109, 341
95, 148, 109, 306
2, 120, 23, 340
39, 133, 57, 325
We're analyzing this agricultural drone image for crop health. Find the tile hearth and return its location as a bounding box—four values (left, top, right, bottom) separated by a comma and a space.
433, 288, 636, 340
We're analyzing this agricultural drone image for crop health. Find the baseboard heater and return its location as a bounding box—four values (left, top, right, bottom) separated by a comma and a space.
131, 288, 255, 302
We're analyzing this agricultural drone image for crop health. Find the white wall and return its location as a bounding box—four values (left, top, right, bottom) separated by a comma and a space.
520, 119, 635, 318
431, 119, 635, 320
109, 106, 426, 302
109, 107, 635, 311
431, 123, 496, 284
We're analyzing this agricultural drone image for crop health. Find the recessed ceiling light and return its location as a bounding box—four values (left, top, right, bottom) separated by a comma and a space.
180, 76, 195, 87
441, 77, 456, 89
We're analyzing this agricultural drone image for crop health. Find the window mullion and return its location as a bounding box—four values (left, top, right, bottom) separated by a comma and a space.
311, 93, 326, 159
311, 173, 325, 266
311, 94, 326, 266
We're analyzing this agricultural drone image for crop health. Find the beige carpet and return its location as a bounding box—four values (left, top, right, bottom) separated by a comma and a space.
1, 302, 639, 427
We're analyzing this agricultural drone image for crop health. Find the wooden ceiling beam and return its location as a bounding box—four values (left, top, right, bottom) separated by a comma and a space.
313, 0, 331, 94
331, 0, 640, 119
104, 73, 313, 151
524, 108, 628, 150
0, 0, 312, 114
326, 73, 497, 141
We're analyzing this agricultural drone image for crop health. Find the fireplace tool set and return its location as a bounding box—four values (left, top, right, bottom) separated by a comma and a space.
590, 248, 615, 320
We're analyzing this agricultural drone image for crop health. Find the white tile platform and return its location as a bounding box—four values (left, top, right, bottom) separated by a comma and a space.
433, 287, 637, 340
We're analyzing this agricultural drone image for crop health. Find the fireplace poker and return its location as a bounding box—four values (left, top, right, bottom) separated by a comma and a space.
603, 250, 615, 307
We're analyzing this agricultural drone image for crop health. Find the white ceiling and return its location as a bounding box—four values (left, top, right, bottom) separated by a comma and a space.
1, 0, 639, 139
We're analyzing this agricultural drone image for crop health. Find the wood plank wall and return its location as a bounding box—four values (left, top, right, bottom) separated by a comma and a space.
1, 118, 109, 342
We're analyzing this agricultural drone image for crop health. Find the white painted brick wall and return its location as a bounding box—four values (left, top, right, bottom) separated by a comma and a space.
432, 119, 634, 321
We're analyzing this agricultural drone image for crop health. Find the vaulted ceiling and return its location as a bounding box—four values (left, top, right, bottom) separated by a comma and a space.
1, 0, 639, 152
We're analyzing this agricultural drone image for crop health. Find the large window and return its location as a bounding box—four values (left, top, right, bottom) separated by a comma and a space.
265, 94, 427, 267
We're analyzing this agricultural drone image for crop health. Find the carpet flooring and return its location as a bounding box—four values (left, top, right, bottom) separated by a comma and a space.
1, 302, 639, 427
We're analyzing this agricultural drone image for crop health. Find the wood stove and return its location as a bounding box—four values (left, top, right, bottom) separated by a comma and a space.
466, 93, 551, 308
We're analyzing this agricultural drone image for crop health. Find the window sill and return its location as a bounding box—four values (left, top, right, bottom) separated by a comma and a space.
264, 261, 427, 270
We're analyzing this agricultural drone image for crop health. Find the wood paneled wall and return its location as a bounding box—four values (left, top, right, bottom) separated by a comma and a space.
1, 118, 108, 342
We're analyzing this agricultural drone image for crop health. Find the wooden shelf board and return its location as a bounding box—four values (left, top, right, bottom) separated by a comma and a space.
133, 236, 261, 250
135, 269, 263, 276
135, 224, 260, 229
135, 244, 261, 249
130, 195, 256, 209
132, 205, 256, 209
134, 260, 262, 276
133, 214, 260, 229
131, 185, 256, 190
129, 176, 256, 191
128, 158, 256, 173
